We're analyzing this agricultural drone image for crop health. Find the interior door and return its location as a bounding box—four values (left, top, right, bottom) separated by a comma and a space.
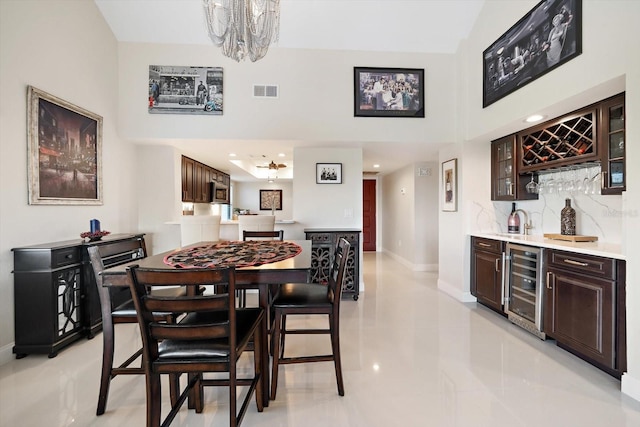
363, 179, 376, 251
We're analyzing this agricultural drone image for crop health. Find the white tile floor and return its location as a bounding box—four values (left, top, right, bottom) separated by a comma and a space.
1, 252, 639, 426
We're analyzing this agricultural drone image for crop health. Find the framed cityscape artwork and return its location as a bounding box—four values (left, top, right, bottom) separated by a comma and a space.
27, 86, 103, 205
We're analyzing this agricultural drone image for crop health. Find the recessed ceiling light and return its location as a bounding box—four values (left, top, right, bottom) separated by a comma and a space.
229, 153, 236, 157
525, 114, 546, 123
373, 164, 380, 168
278, 153, 285, 157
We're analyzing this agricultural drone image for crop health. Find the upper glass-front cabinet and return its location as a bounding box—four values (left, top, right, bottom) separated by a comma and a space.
600, 93, 625, 195
491, 135, 537, 201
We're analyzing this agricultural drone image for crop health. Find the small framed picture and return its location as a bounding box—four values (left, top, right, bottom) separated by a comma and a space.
316, 163, 342, 184
442, 158, 457, 212
259, 189, 282, 210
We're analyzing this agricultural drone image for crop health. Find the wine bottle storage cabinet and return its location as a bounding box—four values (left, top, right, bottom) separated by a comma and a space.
519, 107, 598, 173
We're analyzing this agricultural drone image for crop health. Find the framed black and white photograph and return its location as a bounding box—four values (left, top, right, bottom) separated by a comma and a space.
27, 86, 103, 205
354, 67, 425, 118
259, 189, 282, 210
148, 65, 223, 114
442, 158, 457, 212
483, 0, 582, 108
316, 163, 342, 184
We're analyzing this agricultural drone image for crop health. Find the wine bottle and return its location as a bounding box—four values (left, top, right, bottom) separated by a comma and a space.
508, 202, 520, 234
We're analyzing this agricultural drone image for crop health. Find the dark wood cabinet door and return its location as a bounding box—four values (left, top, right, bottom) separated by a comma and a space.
182, 156, 195, 202
193, 162, 205, 202
472, 250, 503, 311
491, 135, 537, 201
547, 267, 615, 369
599, 93, 625, 195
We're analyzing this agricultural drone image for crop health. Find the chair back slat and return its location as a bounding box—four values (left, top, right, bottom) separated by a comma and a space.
144, 294, 228, 313
327, 238, 350, 306
150, 322, 230, 341
242, 230, 284, 241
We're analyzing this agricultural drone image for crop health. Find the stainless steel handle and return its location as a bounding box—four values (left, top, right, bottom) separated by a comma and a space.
501, 252, 506, 305
563, 259, 589, 267
602, 171, 607, 189
510, 182, 514, 195
478, 242, 491, 248
546, 271, 552, 289
495, 258, 500, 272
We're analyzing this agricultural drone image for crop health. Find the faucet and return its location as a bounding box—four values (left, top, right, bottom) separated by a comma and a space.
514, 209, 533, 235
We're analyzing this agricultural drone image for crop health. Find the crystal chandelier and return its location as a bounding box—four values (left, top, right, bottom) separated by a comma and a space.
202, 0, 280, 62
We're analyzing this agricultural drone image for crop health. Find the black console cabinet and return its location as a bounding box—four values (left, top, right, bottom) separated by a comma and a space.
12, 234, 145, 358
304, 228, 361, 300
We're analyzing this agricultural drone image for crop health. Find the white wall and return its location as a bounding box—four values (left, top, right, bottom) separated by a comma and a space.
234, 181, 293, 220
446, 0, 640, 402
0, 0, 139, 362
115, 45, 457, 150
381, 162, 439, 270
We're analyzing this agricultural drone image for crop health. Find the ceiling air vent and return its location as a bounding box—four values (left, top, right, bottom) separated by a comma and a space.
253, 84, 279, 98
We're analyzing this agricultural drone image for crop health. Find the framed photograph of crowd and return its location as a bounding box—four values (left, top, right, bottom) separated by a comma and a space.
354, 67, 425, 118
27, 86, 103, 205
482, 0, 582, 108
316, 163, 342, 184
148, 65, 223, 115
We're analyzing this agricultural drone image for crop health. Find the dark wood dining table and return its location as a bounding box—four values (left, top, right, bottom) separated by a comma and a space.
100, 239, 312, 407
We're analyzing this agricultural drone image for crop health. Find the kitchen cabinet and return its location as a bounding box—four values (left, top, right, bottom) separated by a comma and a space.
491, 135, 538, 201
304, 229, 360, 300
518, 105, 598, 173
544, 249, 626, 377
12, 234, 146, 357
599, 93, 625, 195
470, 237, 505, 313
182, 156, 195, 202
491, 93, 625, 199
181, 155, 229, 203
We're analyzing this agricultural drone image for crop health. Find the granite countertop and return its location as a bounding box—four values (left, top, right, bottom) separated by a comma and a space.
470, 232, 624, 260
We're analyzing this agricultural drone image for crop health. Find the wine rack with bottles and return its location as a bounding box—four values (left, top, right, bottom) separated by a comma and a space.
518, 107, 598, 173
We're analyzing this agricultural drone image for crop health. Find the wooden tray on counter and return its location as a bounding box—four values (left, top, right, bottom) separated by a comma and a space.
543, 233, 598, 242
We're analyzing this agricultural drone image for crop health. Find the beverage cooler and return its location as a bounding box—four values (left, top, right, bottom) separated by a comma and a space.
504, 243, 546, 339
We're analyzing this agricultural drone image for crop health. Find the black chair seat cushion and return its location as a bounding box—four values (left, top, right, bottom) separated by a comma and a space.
272, 283, 331, 309
157, 308, 262, 360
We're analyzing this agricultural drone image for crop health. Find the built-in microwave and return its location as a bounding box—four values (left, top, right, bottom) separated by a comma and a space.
210, 182, 228, 204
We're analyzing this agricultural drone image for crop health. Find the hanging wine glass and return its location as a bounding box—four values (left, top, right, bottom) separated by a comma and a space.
525, 174, 538, 194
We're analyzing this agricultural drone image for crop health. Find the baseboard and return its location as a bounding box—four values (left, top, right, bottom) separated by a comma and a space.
622, 372, 640, 403
437, 278, 476, 303
0, 341, 14, 366
381, 249, 439, 272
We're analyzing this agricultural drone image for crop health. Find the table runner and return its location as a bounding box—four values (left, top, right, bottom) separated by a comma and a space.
163, 240, 302, 269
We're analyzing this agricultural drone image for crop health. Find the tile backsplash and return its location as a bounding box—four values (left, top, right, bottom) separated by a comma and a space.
470, 166, 623, 244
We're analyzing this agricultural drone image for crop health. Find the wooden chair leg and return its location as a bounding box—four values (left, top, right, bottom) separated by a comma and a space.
253, 325, 264, 413
270, 310, 283, 400
329, 314, 345, 396
168, 374, 180, 406
96, 318, 115, 415
146, 371, 162, 427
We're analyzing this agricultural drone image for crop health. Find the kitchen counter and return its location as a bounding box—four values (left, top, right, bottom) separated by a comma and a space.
470, 232, 624, 260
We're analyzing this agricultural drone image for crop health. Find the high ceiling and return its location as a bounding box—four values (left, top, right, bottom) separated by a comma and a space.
95, 0, 485, 180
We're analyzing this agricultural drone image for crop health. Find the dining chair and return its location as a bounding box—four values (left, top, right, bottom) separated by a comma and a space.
87, 245, 181, 416
269, 238, 351, 400
126, 265, 264, 427
237, 215, 275, 240
180, 214, 221, 246
239, 229, 284, 308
